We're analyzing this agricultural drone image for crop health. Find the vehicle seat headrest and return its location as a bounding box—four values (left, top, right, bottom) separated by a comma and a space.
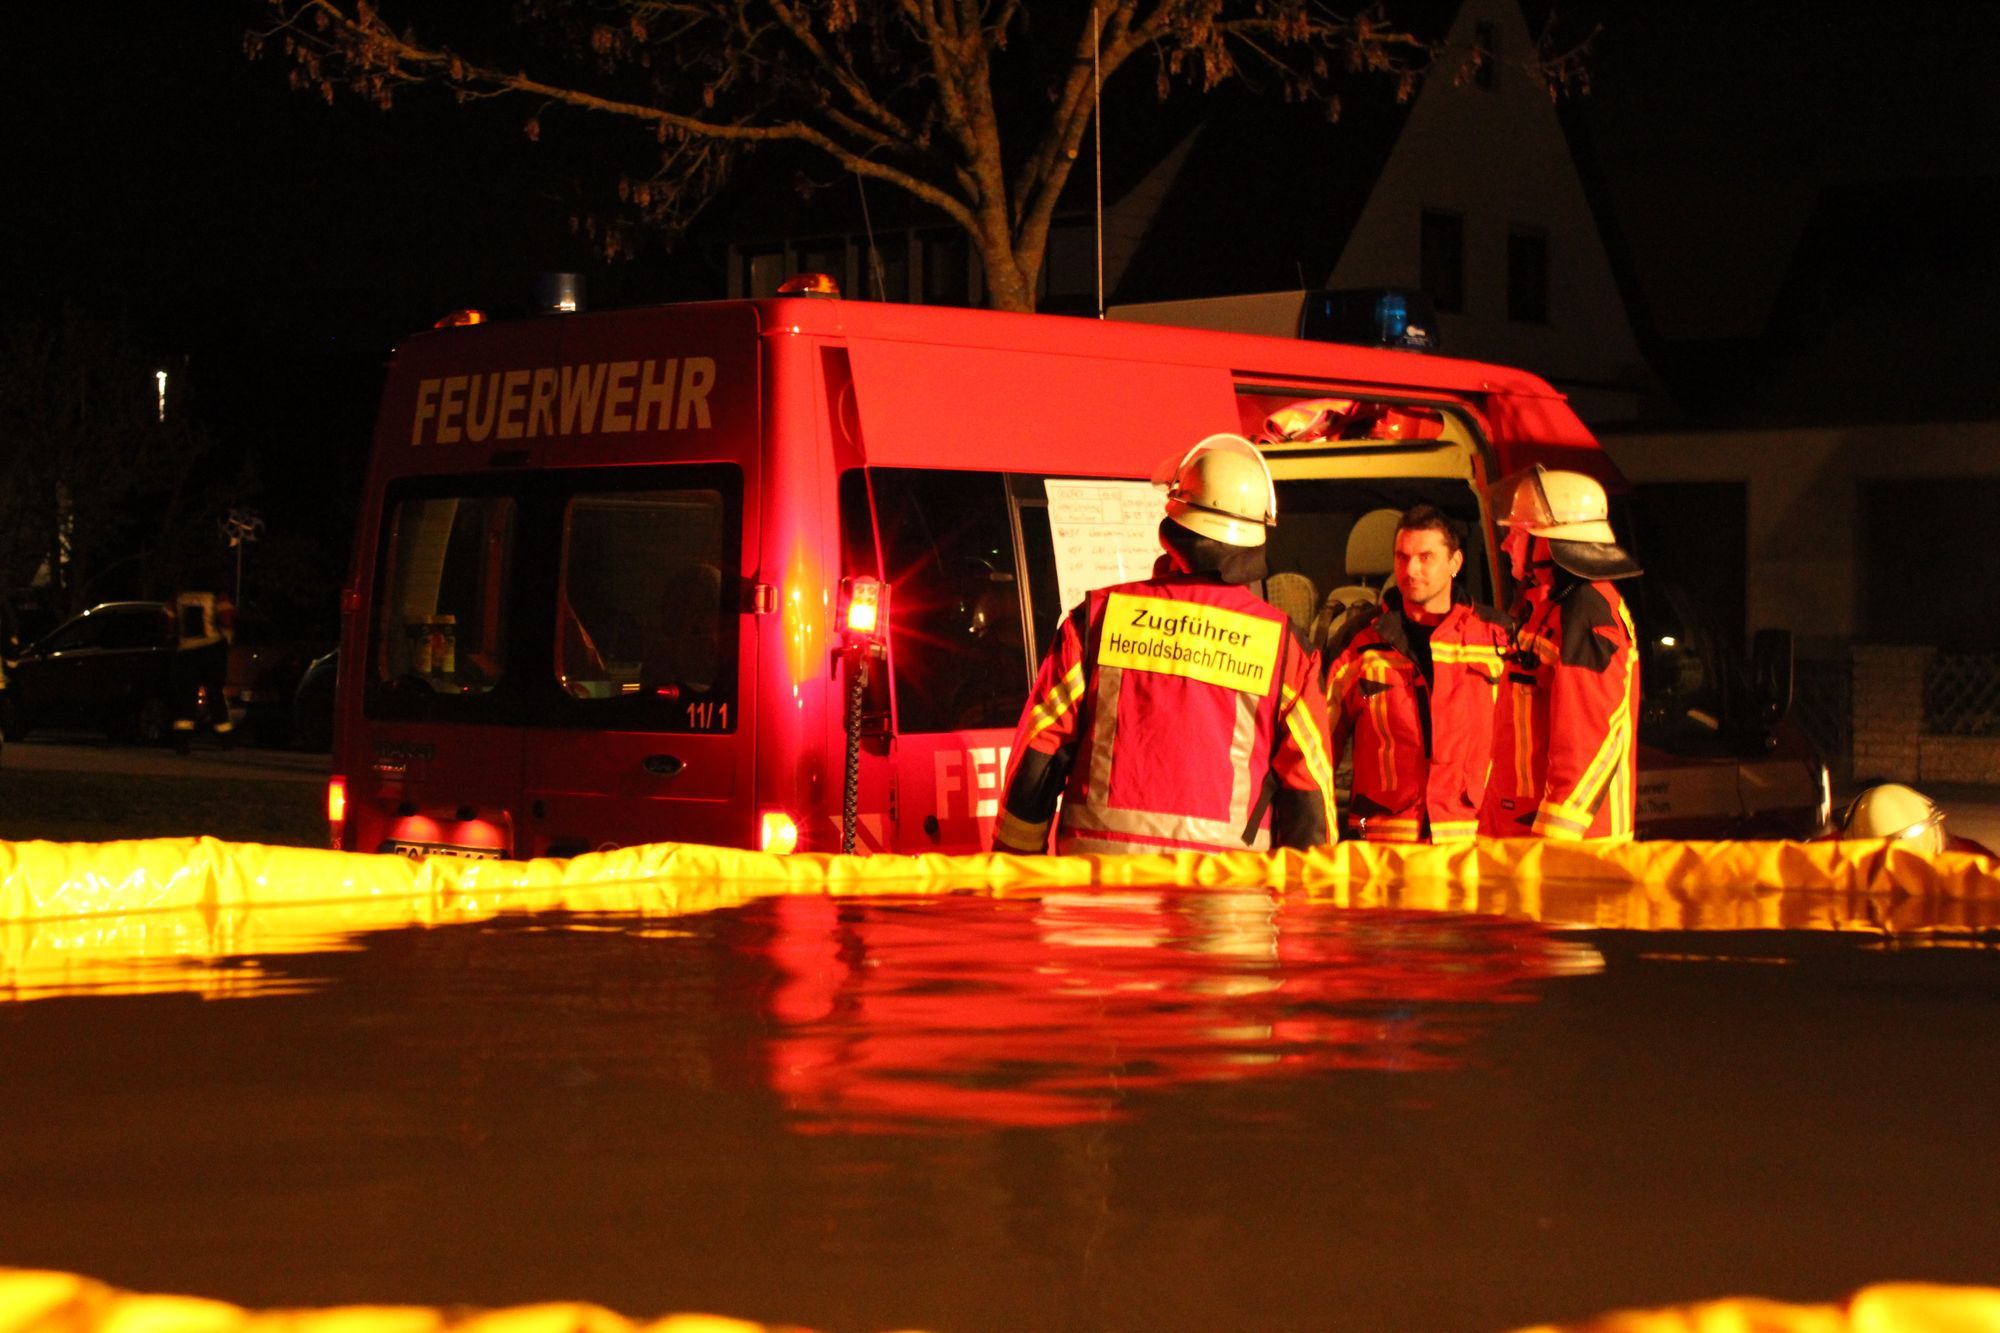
1264, 572, 1319, 636
1344, 509, 1402, 581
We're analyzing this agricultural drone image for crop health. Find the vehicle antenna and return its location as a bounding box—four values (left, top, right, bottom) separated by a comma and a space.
855, 172, 887, 302
1094, 3, 1105, 319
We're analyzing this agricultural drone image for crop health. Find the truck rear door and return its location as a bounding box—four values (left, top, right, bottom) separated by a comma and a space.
520, 465, 754, 854
357, 479, 527, 858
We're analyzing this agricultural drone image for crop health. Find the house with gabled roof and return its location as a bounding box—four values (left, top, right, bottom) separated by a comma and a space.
715, 0, 1660, 424
1111, 0, 1659, 426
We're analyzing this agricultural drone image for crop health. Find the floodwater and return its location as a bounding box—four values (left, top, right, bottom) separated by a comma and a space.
2, 891, 1999, 1333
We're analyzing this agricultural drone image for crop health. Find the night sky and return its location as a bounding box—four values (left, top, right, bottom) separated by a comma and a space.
9, 6, 671, 354
8, 4, 703, 608
1567, 1, 2000, 342
5, 1, 1996, 609
15, 4, 1996, 351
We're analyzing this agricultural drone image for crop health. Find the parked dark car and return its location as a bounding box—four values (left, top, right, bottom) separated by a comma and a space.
226, 609, 327, 747
0, 601, 182, 744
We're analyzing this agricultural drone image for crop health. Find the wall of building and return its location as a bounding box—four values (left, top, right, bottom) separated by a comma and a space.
1603, 419, 2000, 655
1851, 645, 2000, 785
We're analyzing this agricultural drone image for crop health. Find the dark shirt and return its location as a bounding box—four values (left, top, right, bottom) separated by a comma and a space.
1403, 615, 1436, 685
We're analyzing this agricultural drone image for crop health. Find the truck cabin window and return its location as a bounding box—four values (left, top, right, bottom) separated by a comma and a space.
1234, 390, 1490, 639
556, 488, 733, 730
1263, 478, 1493, 636
869, 468, 1028, 733
374, 495, 515, 700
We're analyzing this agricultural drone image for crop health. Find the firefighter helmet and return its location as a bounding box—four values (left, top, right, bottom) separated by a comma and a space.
1492, 464, 1615, 541
1838, 782, 1947, 855
1153, 433, 1278, 548
1490, 464, 1641, 580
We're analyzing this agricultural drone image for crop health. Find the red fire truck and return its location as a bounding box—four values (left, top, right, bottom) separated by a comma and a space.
326, 291, 1826, 857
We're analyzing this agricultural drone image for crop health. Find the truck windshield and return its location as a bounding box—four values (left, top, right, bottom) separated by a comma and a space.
1265, 477, 1494, 625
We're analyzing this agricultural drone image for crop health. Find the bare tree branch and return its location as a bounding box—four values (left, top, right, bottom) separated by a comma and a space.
253, 0, 1583, 311
764, 0, 919, 144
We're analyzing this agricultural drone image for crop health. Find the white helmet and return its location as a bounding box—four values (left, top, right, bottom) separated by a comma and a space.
1152, 434, 1278, 548
1839, 783, 1947, 855
1489, 464, 1641, 580
1492, 464, 1617, 541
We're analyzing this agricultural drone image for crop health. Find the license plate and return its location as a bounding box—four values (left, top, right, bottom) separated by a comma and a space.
382, 840, 504, 861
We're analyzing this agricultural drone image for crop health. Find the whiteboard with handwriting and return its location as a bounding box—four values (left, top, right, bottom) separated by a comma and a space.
1043, 479, 1163, 618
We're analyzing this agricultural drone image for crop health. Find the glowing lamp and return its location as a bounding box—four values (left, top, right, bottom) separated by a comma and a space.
760, 810, 801, 854
433, 309, 487, 328
777, 272, 842, 298
1301, 288, 1438, 353
536, 271, 584, 315
326, 774, 348, 847
841, 576, 884, 641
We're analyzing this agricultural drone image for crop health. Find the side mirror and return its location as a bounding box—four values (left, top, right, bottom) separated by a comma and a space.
1750, 627, 1794, 725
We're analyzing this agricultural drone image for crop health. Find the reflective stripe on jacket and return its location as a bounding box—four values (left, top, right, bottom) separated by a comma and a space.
1325, 593, 1510, 843
1000, 572, 1338, 854
1479, 578, 1639, 841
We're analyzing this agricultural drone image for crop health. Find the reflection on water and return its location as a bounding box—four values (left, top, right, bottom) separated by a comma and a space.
0, 910, 363, 1002
751, 892, 1599, 1130
3, 893, 2000, 1333
12, 858, 1999, 1006
1, 887, 1601, 1125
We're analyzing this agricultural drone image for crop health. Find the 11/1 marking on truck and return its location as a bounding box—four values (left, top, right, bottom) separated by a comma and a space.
686, 700, 729, 732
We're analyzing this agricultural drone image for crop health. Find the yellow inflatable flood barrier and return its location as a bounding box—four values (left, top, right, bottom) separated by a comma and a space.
0, 1269, 800, 1333
1506, 1281, 2000, 1331
0, 834, 1997, 926
2, 834, 1997, 999
7, 1269, 2000, 1333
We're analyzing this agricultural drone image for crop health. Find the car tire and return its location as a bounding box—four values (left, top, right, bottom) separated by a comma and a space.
0, 695, 24, 743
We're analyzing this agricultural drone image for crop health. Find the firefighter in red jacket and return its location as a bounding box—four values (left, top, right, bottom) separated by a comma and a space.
1479, 466, 1642, 841
170, 590, 236, 754
1325, 505, 1510, 842
994, 434, 1338, 855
